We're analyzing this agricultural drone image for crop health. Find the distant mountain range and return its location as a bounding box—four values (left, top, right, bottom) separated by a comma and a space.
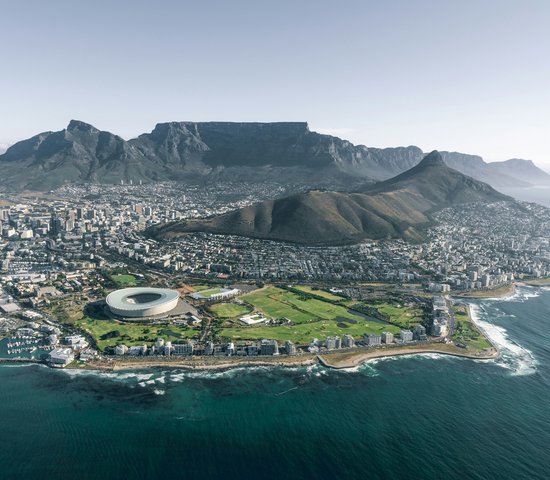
1, 120, 549, 190
148, 151, 511, 245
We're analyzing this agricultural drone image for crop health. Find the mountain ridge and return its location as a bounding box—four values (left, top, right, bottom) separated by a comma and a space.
0, 120, 547, 190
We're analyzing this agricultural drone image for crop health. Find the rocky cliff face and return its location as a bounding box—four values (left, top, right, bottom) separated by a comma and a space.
0, 120, 423, 189
0, 120, 545, 190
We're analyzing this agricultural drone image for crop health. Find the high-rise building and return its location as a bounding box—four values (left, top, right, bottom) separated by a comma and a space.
365, 334, 382, 346
342, 334, 355, 348
400, 330, 414, 342
285, 340, 297, 355
174, 342, 194, 356
115, 344, 128, 356
50, 215, 63, 237
65, 219, 75, 231
414, 324, 427, 341
246, 344, 259, 356
260, 339, 279, 355
325, 336, 341, 350
381, 332, 394, 344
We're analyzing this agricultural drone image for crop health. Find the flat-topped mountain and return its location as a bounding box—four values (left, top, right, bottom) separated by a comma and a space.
1, 120, 546, 190
149, 151, 511, 245
0, 120, 410, 189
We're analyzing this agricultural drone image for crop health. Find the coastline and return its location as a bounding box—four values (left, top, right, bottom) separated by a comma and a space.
453, 282, 516, 299
2, 293, 505, 373
79, 337, 498, 372
90, 353, 318, 372
92, 294, 501, 372
520, 278, 550, 286
1, 342, 499, 373
317, 343, 498, 369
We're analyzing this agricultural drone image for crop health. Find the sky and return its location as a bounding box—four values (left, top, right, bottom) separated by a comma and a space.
1, 0, 550, 165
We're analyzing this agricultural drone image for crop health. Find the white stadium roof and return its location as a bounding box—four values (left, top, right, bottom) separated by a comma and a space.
106, 287, 180, 318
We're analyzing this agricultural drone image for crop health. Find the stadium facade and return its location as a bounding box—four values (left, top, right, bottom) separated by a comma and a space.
106, 287, 180, 318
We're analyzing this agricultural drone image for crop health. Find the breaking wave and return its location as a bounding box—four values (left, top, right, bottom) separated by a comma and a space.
470, 304, 537, 376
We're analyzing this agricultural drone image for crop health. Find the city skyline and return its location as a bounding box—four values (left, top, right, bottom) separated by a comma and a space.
1, 0, 550, 166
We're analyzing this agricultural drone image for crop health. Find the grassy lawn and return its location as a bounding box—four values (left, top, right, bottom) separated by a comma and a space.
111, 274, 138, 288
221, 319, 397, 343
374, 302, 424, 328
199, 288, 225, 298
221, 287, 401, 342
452, 305, 492, 350
209, 303, 251, 319
293, 285, 346, 301
240, 287, 312, 322
76, 316, 194, 351
240, 287, 366, 323
191, 284, 215, 292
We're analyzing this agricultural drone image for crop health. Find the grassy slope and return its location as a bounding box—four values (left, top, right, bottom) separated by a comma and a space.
153, 152, 509, 245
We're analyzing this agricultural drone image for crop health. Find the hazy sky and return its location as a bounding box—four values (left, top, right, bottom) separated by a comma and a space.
1, 0, 550, 165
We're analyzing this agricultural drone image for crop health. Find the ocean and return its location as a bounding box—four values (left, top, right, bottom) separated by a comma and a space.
1, 286, 549, 480
499, 186, 550, 208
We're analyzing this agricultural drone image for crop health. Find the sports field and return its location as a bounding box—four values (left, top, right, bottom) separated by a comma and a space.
209, 303, 251, 319
192, 284, 215, 292
111, 274, 138, 287
198, 288, 225, 298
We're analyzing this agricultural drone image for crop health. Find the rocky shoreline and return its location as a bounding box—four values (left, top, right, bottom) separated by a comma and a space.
77, 340, 498, 373
317, 344, 498, 369
453, 282, 516, 299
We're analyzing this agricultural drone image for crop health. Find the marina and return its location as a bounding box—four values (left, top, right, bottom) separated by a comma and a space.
0, 336, 51, 359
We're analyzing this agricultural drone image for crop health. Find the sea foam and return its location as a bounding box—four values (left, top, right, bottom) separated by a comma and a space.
469, 304, 537, 376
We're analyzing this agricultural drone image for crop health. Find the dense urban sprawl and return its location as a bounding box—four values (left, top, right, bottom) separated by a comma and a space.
0, 183, 545, 367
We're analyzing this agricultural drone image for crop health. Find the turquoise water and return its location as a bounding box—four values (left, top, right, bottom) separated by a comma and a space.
1, 286, 549, 480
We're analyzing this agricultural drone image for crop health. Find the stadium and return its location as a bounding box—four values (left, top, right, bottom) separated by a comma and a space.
106, 287, 180, 318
